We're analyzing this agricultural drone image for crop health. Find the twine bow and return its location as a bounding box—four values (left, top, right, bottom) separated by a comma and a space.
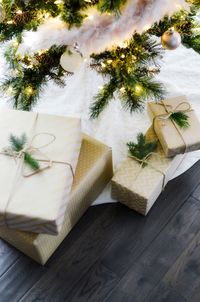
128, 152, 166, 190
3, 133, 56, 177
154, 101, 191, 123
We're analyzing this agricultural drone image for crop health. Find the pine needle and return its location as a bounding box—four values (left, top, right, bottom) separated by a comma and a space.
24, 152, 40, 171
127, 132, 158, 161
7, 133, 40, 171
9, 133, 27, 152
170, 111, 190, 129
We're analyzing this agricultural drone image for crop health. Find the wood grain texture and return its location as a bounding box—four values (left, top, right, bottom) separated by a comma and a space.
0, 239, 20, 277
67, 262, 119, 302
102, 162, 200, 278
143, 281, 187, 302
163, 229, 200, 300
0, 161, 200, 302
105, 197, 200, 302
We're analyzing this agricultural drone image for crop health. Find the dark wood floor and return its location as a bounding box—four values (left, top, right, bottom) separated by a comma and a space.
1, 162, 200, 302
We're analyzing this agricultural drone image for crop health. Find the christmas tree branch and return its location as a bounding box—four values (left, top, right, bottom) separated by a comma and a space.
1, 44, 69, 110
149, 3, 200, 55
90, 33, 165, 118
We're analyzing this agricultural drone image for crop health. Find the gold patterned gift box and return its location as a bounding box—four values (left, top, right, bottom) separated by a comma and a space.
147, 96, 200, 157
0, 135, 113, 265
0, 109, 82, 235
111, 127, 184, 216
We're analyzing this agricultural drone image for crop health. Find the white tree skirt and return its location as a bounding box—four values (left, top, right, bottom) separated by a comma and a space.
0, 44, 200, 205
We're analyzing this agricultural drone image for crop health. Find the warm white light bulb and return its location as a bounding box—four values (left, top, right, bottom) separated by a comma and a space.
135, 84, 142, 94
107, 59, 113, 64
120, 87, 125, 93
16, 10, 23, 15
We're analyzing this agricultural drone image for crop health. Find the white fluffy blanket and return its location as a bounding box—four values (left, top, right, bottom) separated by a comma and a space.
0, 43, 200, 205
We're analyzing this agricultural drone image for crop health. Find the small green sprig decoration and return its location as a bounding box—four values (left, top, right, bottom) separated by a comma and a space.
127, 132, 158, 161
170, 111, 190, 129
6, 133, 40, 171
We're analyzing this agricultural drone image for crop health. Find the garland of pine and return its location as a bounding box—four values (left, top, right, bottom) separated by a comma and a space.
0, 0, 199, 117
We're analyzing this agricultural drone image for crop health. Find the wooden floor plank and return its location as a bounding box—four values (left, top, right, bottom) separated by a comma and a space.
101, 161, 200, 278
163, 229, 200, 300
105, 197, 200, 302
192, 182, 200, 200
0, 256, 45, 302
144, 281, 187, 302
46, 202, 107, 266
189, 286, 200, 302
19, 204, 130, 302
66, 262, 119, 302
0, 239, 21, 277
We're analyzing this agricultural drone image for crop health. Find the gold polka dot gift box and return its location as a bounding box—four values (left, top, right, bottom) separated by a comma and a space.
111, 127, 184, 216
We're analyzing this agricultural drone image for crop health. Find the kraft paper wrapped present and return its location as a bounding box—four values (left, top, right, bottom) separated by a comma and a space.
0, 135, 113, 265
147, 96, 200, 157
0, 109, 82, 235
111, 127, 184, 216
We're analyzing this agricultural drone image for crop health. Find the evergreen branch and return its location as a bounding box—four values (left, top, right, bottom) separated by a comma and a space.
98, 0, 126, 14
6, 133, 40, 171
61, 0, 98, 28
149, 4, 200, 55
24, 152, 40, 171
127, 132, 158, 161
90, 79, 116, 119
170, 111, 190, 129
90, 33, 165, 118
1, 45, 68, 111
9, 133, 27, 152
0, 0, 199, 117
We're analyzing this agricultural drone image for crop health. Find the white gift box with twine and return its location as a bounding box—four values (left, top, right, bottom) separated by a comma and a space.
0, 109, 82, 235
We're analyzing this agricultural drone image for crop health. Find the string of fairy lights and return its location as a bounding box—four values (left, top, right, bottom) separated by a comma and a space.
0, 0, 199, 116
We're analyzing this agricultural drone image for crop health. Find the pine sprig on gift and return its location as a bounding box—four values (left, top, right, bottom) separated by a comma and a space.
127, 133, 158, 161
7, 133, 40, 171
24, 152, 40, 171
9, 133, 27, 152
170, 111, 190, 129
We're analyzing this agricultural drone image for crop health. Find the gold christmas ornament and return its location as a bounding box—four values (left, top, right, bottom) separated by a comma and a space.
161, 28, 181, 50
60, 49, 83, 73
0, 4, 5, 23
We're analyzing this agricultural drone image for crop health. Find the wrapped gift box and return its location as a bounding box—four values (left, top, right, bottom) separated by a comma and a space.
0, 109, 82, 235
111, 127, 184, 216
0, 135, 113, 264
147, 96, 200, 157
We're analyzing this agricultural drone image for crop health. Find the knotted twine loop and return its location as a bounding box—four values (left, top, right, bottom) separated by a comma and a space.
1, 113, 75, 227
152, 101, 193, 154
128, 152, 167, 190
